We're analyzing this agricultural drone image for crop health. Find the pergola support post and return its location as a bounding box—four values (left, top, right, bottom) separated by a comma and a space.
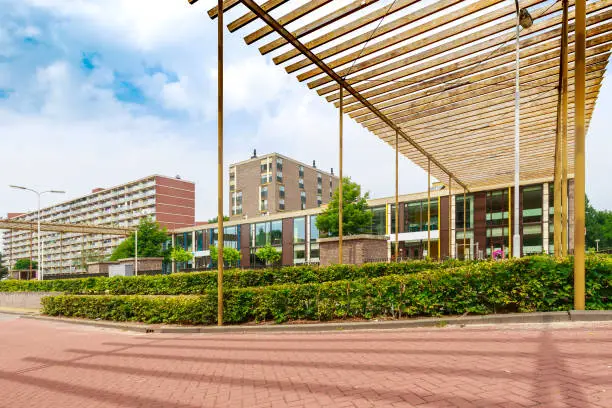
574, 0, 586, 310
448, 175, 452, 259
427, 160, 431, 259
338, 87, 344, 264
217, 0, 225, 326
561, 0, 569, 257
463, 189, 467, 260
394, 131, 399, 260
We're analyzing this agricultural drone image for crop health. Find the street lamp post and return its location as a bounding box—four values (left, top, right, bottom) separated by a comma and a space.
9, 186, 65, 280
595, 239, 600, 252
513, 1, 533, 258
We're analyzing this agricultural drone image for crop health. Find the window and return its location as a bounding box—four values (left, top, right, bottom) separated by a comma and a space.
261, 186, 268, 199
279, 199, 285, 210
317, 195, 322, 207
299, 178, 304, 189
455, 195, 474, 230
298, 165, 304, 178
486, 189, 510, 257
260, 199, 268, 211
196, 230, 204, 252
293, 244, 306, 264
261, 174, 271, 184
294, 217, 306, 243
370, 206, 386, 235
271, 220, 282, 246
279, 185, 285, 199
232, 192, 243, 215
276, 158, 283, 171
522, 185, 543, 255
300, 191, 307, 210
310, 217, 319, 242
276, 171, 283, 183
260, 160, 268, 173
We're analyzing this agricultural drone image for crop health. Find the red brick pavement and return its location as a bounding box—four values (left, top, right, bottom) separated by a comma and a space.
0, 315, 610, 408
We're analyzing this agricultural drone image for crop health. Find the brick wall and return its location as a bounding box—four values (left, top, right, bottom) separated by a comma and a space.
319, 235, 388, 266
155, 176, 195, 230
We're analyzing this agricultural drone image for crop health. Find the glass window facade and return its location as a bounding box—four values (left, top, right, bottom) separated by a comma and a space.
403, 199, 438, 232
370, 206, 386, 235
522, 185, 543, 255
294, 217, 306, 243
486, 189, 510, 257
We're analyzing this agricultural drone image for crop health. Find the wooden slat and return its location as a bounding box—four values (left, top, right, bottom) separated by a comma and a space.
228, 0, 290, 32
258, 0, 380, 54
328, 2, 611, 105
288, 0, 474, 75
206, 0, 240, 19
272, 0, 420, 65
245, 0, 333, 44
349, 36, 612, 119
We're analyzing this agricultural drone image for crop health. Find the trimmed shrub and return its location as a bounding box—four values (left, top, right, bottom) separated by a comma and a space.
41, 255, 612, 325
1, 259, 446, 295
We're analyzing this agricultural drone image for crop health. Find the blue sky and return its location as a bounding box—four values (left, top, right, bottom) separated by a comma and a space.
1, 0, 611, 222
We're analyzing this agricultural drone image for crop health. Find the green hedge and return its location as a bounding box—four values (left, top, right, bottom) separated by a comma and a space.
0, 259, 456, 295
41, 256, 612, 325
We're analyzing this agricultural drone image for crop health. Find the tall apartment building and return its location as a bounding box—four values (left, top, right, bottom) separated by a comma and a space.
229, 152, 340, 219
2, 175, 195, 274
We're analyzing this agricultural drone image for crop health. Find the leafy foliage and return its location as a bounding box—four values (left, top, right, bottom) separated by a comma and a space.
14, 258, 37, 270
207, 215, 230, 223
256, 245, 281, 265
316, 177, 373, 237
0, 252, 8, 279
41, 255, 612, 325
109, 218, 170, 261
209, 244, 241, 267
170, 246, 193, 263
586, 196, 612, 251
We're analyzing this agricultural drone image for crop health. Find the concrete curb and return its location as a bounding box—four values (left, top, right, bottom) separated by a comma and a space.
11, 311, 610, 334
5, 310, 589, 334
569, 310, 612, 321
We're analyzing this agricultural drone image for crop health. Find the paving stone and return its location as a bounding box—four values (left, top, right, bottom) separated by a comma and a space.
0, 315, 610, 407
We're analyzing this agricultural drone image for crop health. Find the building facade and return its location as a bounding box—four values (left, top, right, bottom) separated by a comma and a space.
173, 180, 573, 269
2, 175, 195, 274
229, 152, 339, 219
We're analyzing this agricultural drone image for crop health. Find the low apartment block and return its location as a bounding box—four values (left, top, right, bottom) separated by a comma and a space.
2, 175, 195, 274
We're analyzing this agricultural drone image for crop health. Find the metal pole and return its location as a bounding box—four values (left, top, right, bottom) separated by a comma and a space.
512, 2, 521, 258
448, 175, 452, 259
29, 228, 33, 280
135, 230, 138, 276
427, 159, 431, 258
561, 0, 569, 257
60, 232, 63, 274
574, 0, 586, 310
9, 229, 13, 278
217, 0, 225, 326
508, 187, 512, 257
395, 131, 399, 260
37, 193, 42, 280
339, 87, 344, 264
554, 68, 563, 256
463, 189, 467, 260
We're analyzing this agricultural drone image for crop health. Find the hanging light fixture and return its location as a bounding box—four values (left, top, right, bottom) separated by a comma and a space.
519, 7, 534, 29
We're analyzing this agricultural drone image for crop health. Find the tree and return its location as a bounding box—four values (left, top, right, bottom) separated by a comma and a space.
171, 246, 193, 263
316, 177, 373, 237
256, 244, 281, 266
207, 215, 230, 223
110, 218, 170, 261
586, 196, 612, 251
209, 244, 241, 267
74, 248, 107, 271
14, 258, 37, 270
0, 252, 8, 280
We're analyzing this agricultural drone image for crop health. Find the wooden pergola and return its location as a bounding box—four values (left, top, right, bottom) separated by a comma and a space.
189, 0, 610, 322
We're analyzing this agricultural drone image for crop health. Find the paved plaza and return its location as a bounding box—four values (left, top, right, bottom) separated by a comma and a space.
0, 314, 610, 408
